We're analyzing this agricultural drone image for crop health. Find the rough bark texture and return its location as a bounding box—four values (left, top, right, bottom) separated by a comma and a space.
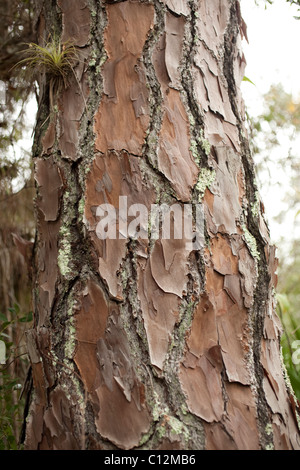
23, 0, 300, 450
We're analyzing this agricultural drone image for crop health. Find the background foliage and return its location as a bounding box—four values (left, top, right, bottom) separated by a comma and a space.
0, 0, 36, 449
0, 306, 32, 449
248, 81, 300, 401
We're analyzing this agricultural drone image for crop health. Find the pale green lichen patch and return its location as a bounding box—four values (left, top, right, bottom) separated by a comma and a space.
57, 180, 80, 280
58, 225, 73, 278
188, 111, 211, 164
151, 391, 169, 422
139, 390, 170, 446
188, 113, 195, 127
242, 225, 260, 260
64, 320, 76, 359
63, 297, 77, 359
180, 403, 188, 416
251, 191, 260, 218
198, 130, 211, 156
189, 139, 199, 163
99, 53, 108, 67
167, 415, 189, 441
78, 197, 85, 219
265, 443, 274, 450
265, 423, 273, 436
195, 167, 216, 201
89, 49, 98, 68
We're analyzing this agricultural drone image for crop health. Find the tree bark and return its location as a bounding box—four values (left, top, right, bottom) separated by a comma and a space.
23, 0, 300, 450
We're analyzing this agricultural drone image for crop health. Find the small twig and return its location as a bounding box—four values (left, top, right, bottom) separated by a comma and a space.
0, 353, 28, 373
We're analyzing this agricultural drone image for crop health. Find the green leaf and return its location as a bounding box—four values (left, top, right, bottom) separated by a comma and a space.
0, 321, 12, 332
242, 76, 256, 86
19, 311, 33, 323
276, 293, 291, 314
8, 303, 20, 316
0, 340, 6, 365
0, 332, 10, 339
0, 313, 7, 322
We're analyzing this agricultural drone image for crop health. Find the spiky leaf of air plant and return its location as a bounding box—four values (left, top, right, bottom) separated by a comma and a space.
15, 38, 78, 87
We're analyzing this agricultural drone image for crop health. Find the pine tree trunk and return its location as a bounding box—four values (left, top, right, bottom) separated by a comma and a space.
23, 0, 300, 450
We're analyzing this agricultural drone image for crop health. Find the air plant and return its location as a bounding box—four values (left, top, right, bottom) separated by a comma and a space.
16, 37, 78, 85
14, 36, 80, 110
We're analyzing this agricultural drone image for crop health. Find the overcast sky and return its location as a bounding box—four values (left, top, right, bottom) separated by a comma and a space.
241, 0, 300, 107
